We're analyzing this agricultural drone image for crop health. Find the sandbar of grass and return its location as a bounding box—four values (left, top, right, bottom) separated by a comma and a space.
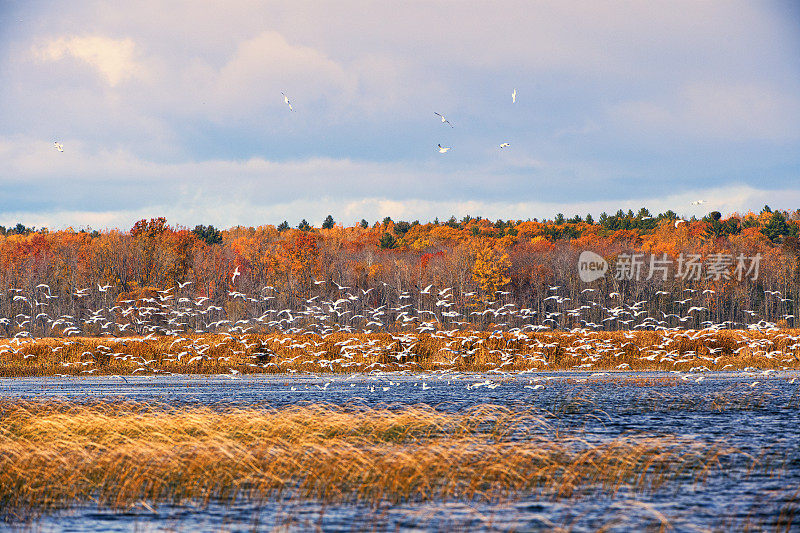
0, 400, 748, 521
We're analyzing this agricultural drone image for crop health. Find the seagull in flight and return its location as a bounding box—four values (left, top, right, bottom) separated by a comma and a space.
231, 265, 241, 284
434, 112, 453, 127
690, 200, 706, 206
281, 92, 293, 111
499, 142, 510, 148
438, 144, 450, 153
54, 142, 63, 152
512, 89, 517, 103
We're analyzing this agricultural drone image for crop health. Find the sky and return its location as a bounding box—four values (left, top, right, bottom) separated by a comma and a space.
1, 1, 799, 231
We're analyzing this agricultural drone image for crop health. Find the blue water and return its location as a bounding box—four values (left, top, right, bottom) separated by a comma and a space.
3, 371, 799, 532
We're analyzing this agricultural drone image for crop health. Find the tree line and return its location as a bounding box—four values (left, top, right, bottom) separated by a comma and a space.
0, 206, 798, 336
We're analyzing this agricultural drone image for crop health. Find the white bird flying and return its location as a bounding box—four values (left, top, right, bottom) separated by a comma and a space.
437, 144, 450, 153
691, 200, 706, 205
499, 142, 510, 148
512, 89, 517, 103
54, 142, 63, 152
281, 92, 293, 111
231, 265, 241, 284
434, 112, 453, 127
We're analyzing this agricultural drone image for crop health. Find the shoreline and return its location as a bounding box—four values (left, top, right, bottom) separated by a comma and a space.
2, 329, 799, 377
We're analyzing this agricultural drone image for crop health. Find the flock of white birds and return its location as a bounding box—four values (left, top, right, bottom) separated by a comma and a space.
1, 275, 798, 383
37, 91, 787, 388
1, 277, 795, 338
53, 88, 516, 154
51, 86, 712, 215
277, 89, 517, 155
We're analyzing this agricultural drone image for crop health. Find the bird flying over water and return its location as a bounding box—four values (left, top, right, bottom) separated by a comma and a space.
434, 112, 453, 127
54, 142, 63, 152
438, 144, 450, 153
499, 142, 510, 148
512, 89, 517, 103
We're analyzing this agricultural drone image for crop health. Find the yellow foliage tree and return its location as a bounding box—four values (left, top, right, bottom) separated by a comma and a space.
472, 245, 511, 302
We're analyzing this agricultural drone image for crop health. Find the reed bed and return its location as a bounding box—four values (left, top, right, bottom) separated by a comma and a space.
1, 329, 799, 377
0, 401, 745, 521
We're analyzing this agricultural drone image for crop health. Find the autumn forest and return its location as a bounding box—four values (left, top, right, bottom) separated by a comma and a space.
1, 206, 798, 338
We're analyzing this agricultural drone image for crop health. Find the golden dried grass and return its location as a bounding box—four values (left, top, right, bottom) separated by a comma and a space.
0, 401, 744, 519
0, 329, 799, 377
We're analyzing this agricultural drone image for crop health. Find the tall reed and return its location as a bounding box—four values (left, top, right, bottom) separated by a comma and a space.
0, 400, 749, 521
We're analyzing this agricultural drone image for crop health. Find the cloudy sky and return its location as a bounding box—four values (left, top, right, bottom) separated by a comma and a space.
1, 1, 798, 230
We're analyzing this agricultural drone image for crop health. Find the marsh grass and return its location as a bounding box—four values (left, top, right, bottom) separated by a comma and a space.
1, 329, 800, 377
0, 401, 747, 521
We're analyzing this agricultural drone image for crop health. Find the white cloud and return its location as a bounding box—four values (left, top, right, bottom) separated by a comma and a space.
610, 82, 800, 142
2, 1, 797, 228
208, 31, 355, 115
682, 82, 800, 141
4, 184, 798, 232
33, 35, 148, 86
1, 135, 796, 230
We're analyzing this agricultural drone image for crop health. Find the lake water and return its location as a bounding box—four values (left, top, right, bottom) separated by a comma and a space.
4, 371, 799, 532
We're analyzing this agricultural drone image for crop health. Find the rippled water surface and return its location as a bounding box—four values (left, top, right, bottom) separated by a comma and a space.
4, 371, 799, 532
